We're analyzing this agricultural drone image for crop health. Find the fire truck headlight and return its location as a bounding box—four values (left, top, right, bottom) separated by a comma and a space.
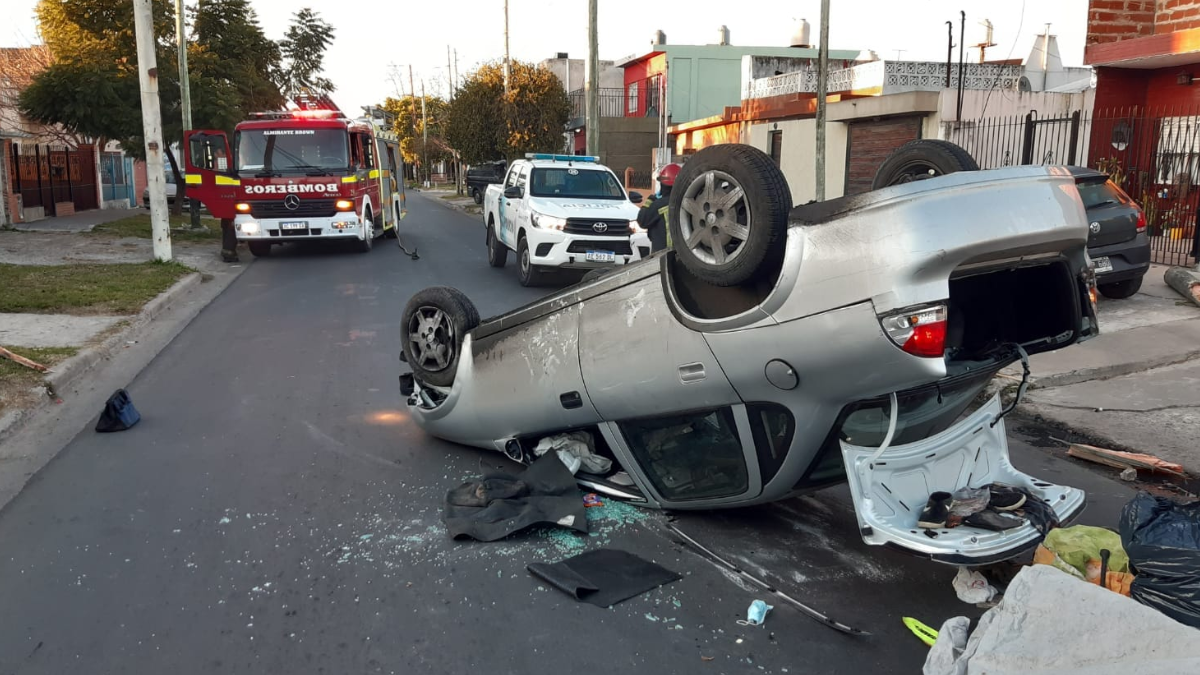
335, 199, 354, 211
235, 202, 251, 213
239, 221, 260, 234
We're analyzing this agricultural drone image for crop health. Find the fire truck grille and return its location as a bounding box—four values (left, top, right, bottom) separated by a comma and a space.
250, 198, 338, 219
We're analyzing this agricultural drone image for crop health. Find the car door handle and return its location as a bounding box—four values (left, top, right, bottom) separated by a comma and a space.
679, 363, 707, 384
559, 392, 583, 410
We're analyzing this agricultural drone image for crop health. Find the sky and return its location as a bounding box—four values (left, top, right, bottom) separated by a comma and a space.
3, 0, 1089, 115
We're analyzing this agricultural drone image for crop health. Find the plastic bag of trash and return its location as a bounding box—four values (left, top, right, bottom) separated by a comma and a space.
952, 567, 997, 604
534, 431, 612, 474
1120, 491, 1200, 627
1033, 525, 1134, 595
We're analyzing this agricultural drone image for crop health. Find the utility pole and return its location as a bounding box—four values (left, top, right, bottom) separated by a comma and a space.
585, 0, 599, 157
503, 0, 511, 95
957, 10, 966, 121
421, 80, 429, 187
134, 0, 172, 261
815, 0, 830, 202
454, 49, 459, 91
409, 65, 418, 182
945, 21, 954, 88
175, 0, 200, 229
447, 46, 455, 102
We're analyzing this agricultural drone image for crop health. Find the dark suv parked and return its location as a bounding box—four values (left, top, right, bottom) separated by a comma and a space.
466, 161, 507, 204
1068, 167, 1150, 299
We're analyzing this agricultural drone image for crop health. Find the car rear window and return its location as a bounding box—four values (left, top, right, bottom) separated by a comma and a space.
1076, 179, 1130, 210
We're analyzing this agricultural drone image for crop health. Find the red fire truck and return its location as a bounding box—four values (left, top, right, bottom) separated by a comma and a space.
183, 97, 406, 257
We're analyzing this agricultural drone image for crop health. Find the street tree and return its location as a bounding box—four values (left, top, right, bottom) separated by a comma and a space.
379, 95, 451, 179
444, 61, 569, 165
190, 0, 285, 120
278, 7, 335, 98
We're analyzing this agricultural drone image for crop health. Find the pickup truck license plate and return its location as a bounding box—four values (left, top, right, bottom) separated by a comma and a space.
1094, 256, 1113, 274
585, 250, 616, 263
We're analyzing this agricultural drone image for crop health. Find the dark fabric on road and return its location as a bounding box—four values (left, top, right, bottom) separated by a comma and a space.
528, 548, 681, 607
443, 453, 587, 542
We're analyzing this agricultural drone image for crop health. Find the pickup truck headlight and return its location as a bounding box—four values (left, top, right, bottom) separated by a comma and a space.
531, 212, 566, 230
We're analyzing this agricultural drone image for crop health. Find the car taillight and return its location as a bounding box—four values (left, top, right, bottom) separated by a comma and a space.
1136, 208, 1146, 233
882, 305, 948, 358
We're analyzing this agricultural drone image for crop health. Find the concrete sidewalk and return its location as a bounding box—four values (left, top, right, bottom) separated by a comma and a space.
1014, 264, 1200, 474
11, 207, 143, 233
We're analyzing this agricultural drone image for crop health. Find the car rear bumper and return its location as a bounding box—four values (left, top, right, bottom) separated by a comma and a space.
1090, 232, 1151, 284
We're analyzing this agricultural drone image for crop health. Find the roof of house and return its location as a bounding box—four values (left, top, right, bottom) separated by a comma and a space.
617, 44, 863, 68
0, 45, 52, 91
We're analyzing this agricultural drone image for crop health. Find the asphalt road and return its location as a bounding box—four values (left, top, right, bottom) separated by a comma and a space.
0, 193, 1138, 674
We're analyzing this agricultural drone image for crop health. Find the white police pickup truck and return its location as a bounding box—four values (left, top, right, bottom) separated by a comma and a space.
482, 154, 650, 286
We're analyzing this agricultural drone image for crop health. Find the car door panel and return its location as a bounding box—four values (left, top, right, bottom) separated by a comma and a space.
578, 276, 740, 421
464, 304, 602, 437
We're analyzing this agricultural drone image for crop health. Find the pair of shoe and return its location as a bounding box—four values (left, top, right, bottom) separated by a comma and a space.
918, 485, 1027, 529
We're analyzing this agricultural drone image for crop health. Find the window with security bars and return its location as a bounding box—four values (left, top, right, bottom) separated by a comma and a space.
627, 81, 639, 114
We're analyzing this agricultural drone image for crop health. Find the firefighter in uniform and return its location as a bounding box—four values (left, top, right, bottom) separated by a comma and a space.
221, 218, 239, 262
636, 163, 681, 254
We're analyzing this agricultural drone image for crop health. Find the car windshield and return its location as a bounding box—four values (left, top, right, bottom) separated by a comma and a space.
1076, 178, 1130, 209
529, 168, 625, 199
236, 128, 349, 173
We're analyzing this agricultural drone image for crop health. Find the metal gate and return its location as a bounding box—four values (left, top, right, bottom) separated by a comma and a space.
9, 143, 98, 217
101, 153, 135, 206
946, 111, 1084, 171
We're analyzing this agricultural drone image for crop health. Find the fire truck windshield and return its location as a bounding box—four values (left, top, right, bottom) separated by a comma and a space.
236, 128, 349, 174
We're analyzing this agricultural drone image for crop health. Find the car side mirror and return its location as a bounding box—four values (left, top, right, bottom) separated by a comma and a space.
629, 191, 644, 205
504, 186, 523, 199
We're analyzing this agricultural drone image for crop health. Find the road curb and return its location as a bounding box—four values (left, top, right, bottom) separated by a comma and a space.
1019, 348, 1200, 389
0, 272, 204, 445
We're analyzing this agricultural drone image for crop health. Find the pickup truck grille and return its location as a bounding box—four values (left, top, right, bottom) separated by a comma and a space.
564, 218, 631, 236
249, 198, 338, 219
567, 240, 633, 255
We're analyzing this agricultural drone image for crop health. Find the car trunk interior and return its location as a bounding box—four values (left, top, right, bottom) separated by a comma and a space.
946, 259, 1080, 364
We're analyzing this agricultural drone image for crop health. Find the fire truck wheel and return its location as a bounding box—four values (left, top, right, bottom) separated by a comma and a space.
357, 213, 375, 253
248, 241, 271, 258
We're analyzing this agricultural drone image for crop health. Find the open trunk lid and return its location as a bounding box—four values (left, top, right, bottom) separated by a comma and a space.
839, 395, 1085, 565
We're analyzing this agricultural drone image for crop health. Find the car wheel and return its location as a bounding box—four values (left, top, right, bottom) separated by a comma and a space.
871, 139, 979, 190
581, 268, 610, 283
668, 144, 792, 287
486, 224, 507, 268
472, 187, 483, 205
1098, 276, 1143, 299
517, 237, 540, 287
248, 241, 271, 257
401, 286, 481, 388
357, 213, 374, 253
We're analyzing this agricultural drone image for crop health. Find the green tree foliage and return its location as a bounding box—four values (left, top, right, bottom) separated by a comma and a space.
190, 0, 284, 122
445, 61, 570, 164
379, 95, 451, 169
278, 7, 335, 97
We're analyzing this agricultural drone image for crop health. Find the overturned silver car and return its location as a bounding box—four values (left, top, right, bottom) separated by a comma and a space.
399, 143, 1099, 564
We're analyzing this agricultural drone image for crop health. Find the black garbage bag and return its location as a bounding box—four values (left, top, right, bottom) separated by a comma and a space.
95, 389, 141, 433
1119, 491, 1200, 627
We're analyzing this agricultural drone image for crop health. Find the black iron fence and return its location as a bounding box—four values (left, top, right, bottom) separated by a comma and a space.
568, 75, 663, 121
7, 143, 97, 216
946, 109, 1199, 267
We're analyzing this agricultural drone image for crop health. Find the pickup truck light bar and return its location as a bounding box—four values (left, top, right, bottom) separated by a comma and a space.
524, 153, 598, 163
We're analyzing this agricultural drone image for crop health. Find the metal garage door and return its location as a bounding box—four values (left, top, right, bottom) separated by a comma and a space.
844, 117, 922, 196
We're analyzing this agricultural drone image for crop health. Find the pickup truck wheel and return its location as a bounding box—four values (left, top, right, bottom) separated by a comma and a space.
871, 140, 979, 190
668, 144, 791, 287
472, 187, 483, 204
248, 241, 271, 257
486, 225, 507, 268
401, 286, 480, 388
1098, 276, 1143, 299
517, 238, 541, 287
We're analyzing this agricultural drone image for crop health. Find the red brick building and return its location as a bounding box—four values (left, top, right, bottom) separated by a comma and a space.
1085, 0, 1200, 264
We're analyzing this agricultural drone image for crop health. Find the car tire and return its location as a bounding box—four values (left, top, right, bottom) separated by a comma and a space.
248, 241, 271, 257
581, 268, 610, 283
1098, 276, 1143, 299
486, 224, 507, 268
357, 212, 374, 253
668, 143, 792, 287
517, 237, 541, 287
401, 286, 481, 388
472, 187, 483, 205
871, 139, 979, 190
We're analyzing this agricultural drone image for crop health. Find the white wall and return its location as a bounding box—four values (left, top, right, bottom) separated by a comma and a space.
747, 118, 847, 205
539, 58, 623, 92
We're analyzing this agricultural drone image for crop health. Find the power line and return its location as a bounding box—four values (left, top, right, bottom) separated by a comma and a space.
979, 0, 1026, 119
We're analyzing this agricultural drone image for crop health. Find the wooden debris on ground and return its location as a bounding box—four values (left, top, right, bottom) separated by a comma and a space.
1067, 443, 1185, 476
0, 346, 48, 373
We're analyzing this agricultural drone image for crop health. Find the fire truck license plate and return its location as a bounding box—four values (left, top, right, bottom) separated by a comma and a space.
281, 221, 308, 230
